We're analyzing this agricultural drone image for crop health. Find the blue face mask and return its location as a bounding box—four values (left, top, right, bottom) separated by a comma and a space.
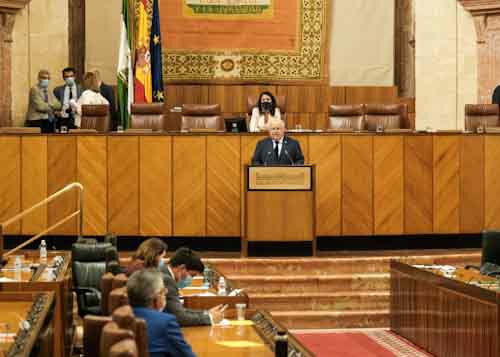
39, 79, 49, 88
157, 259, 165, 269
177, 275, 192, 289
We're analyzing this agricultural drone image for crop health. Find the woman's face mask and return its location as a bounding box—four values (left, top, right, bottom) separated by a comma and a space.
177, 275, 192, 289
261, 101, 272, 112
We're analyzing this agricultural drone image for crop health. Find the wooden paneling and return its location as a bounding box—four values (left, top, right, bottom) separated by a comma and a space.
433, 136, 460, 233
165, 85, 210, 108
207, 136, 240, 236
208, 85, 246, 113
47, 136, 77, 235
277, 86, 324, 113
485, 136, 500, 229
139, 136, 172, 236
77, 136, 107, 235
292, 135, 309, 163
108, 136, 139, 235
405, 136, 433, 234
173, 136, 206, 236
21, 137, 47, 235
374, 136, 404, 235
460, 136, 484, 233
241, 135, 264, 235
0, 137, 20, 234
342, 136, 373, 235
345, 86, 398, 104
309, 135, 341, 236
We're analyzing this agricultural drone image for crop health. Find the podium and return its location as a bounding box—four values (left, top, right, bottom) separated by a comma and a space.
244, 165, 315, 255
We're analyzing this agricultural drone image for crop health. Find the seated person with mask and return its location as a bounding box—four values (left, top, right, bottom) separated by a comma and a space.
126, 238, 167, 276
128, 269, 196, 357
251, 118, 304, 166
160, 247, 225, 326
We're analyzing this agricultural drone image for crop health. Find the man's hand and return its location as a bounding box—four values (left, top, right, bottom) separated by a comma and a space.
208, 304, 227, 324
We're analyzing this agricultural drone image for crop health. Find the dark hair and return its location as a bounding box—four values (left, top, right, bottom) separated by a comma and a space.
186, 255, 205, 274
169, 247, 196, 268
257, 91, 277, 116
134, 238, 167, 268
62, 67, 76, 77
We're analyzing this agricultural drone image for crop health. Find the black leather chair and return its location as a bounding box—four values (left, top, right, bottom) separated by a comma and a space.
72, 240, 118, 317
481, 230, 500, 266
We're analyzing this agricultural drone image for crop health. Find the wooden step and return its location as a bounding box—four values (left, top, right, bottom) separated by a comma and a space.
230, 273, 390, 293
271, 310, 390, 329
249, 291, 389, 311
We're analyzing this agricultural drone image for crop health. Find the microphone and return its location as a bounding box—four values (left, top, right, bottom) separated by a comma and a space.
264, 151, 272, 166
283, 139, 295, 166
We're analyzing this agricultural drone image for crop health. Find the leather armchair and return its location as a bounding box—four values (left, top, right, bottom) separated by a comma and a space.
100, 322, 135, 357
481, 230, 500, 266
84, 315, 112, 357
181, 104, 224, 131
109, 287, 129, 314
81, 104, 110, 132
328, 105, 365, 130
100, 272, 114, 316
110, 339, 138, 357
364, 104, 408, 131
130, 103, 165, 131
464, 104, 499, 131
72, 241, 118, 316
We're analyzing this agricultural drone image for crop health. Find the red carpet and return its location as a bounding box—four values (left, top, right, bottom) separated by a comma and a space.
294, 330, 432, 357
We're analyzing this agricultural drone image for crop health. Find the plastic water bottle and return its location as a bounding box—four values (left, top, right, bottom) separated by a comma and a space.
40, 240, 47, 263
203, 267, 210, 288
14, 255, 22, 280
217, 276, 226, 296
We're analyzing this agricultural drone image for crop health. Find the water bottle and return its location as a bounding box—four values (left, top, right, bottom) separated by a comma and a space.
274, 331, 288, 357
14, 255, 22, 281
217, 276, 226, 296
40, 240, 47, 263
203, 267, 210, 288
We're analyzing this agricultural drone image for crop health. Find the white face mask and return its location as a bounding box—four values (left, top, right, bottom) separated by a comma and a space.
65, 77, 75, 86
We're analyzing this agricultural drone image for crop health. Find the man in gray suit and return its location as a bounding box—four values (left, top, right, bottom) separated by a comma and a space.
159, 247, 225, 326
53, 67, 82, 129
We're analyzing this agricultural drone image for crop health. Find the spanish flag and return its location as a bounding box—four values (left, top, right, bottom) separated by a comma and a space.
134, 0, 153, 103
151, 0, 164, 102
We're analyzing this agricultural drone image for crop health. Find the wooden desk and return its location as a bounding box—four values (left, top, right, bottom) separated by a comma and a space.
0, 292, 54, 357
0, 252, 72, 357
390, 260, 500, 357
0, 132, 494, 239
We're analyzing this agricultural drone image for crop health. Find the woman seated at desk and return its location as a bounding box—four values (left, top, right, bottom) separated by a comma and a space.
249, 91, 281, 132
126, 238, 167, 276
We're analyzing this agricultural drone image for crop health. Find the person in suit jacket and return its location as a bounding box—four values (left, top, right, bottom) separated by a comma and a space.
159, 247, 225, 326
53, 67, 82, 129
94, 70, 117, 130
252, 118, 305, 165
26, 69, 62, 133
128, 269, 196, 357
493, 85, 500, 105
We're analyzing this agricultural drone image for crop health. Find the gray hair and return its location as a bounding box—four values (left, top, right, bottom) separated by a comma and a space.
268, 118, 285, 129
126, 269, 164, 307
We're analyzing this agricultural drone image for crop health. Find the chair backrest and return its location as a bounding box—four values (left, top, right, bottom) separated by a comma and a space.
109, 338, 138, 357
109, 287, 129, 314
181, 104, 223, 131
328, 105, 365, 130
81, 104, 110, 132
100, 272, 115, 316
247, 95, 287, 115
364, 104, 407, 131
72, 242, 114, 289
100, 322, 135, 357
112, 305, 136, 330
83, 315, 112, 357
112, 273, 129, 289
481, 230, 500, 266
465, 104, 500, 131
130, 103, 165, 131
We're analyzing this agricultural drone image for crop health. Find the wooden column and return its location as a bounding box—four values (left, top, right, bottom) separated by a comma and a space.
458, 0, 500, 103
0, 1, 31, 126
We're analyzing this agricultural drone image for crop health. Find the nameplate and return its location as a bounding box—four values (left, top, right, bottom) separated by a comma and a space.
248, 166, 313, 191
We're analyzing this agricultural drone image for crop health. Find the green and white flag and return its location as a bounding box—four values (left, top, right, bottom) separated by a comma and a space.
117, 0, 134, 129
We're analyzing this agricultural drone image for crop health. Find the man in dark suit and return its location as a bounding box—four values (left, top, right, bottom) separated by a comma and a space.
53, 67, 82, 129
94, 70, 117, 130
493, 85, 500, 105
252, 118, 305, 165
128, 269, 196, 357
159, 247, 225, 326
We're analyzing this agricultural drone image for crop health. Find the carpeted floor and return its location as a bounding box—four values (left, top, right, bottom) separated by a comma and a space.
294, 329, 432, 357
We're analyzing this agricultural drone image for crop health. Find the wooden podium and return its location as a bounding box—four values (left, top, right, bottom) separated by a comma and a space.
244, 165, 315, 255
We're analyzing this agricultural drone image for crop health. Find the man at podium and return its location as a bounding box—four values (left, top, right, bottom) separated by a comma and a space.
251, 119, 304, 165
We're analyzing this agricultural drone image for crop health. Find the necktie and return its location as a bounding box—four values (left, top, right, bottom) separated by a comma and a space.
274, 141, 279, 159
69, 87, 73, 100
43, 89, 48, 103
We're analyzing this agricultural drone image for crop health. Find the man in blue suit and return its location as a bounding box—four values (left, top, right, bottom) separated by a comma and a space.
128, 269, 196, 357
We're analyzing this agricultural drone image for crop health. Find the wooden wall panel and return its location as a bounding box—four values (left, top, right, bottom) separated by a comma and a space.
292, 135, 309, 164
173, 136, 206, 236
277, 86, 324, 113
460, 136, 484, 233
309, 135, 341, 236
345, 86, 398, 104
139, 136, 172, 236
21, 137, 47, 235
311, 112, 328, 130
0, 137, 20, 234
77, 136, 107, 236
241, 135, 264, 235
485, 136, 500, 229
207, 136, 241, 236
208, 85, 246, 113
320, 86, 346, 112
108, 136, 139, 235
47, 136, 77, 235
165, 85, 209, 108
374, 136, 404, 235
433, 136, 460, 233
405, 136, 433, 234
342, 136, 373, 235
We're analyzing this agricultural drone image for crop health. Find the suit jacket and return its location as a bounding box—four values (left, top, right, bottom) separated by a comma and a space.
53, 84, 83, 103
100, 82, 117, 129
26, 85, 62, 121
251, 136, 305, 165
493, 85, 500, 105
132, 307, 196, 357
159, 266, 211, 326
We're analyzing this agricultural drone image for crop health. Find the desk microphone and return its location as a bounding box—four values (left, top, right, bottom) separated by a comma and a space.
264, 151, 272, 166
283, 139, 295, 166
